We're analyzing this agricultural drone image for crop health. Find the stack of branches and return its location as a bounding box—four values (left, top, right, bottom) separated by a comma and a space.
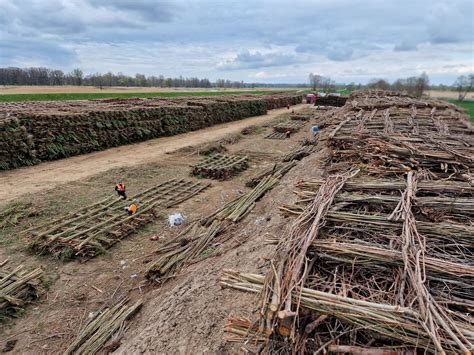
204, 175, 279, 224
327, 98, 473, 177
282, 145, 315, 162
0, 116, 37, 170
290, 113, 311, 121
314, 95, 348, 107
273, 120, 306, 133
64, 298, 142, 354
146, 175, 281, 281
0, 263, 44, 320
192, 153, 248, 180
220, 91, 474, 354
25, 179, 209, 260
246, 161, 297, 187
247, 137, 319, 187
1, 94, 303, 170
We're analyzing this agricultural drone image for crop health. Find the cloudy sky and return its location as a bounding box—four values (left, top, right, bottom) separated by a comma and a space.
0, 0, 473, 84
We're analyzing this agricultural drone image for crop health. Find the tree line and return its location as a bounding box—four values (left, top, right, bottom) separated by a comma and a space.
0, 67, 251, 88
309, 72, 473, 100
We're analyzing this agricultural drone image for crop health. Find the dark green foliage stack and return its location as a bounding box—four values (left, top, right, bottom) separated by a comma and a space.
0, 116, 38, 170
1, 94, 303, 169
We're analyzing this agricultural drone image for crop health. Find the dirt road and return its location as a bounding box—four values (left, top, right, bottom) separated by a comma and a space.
0, 105, 305, 204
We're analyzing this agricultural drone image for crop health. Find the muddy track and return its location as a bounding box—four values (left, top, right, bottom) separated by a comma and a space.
0, 105, 305, 205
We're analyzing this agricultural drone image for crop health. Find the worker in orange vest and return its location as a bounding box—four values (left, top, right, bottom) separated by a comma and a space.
115, 183, 127, 200
125, 203, 137, 215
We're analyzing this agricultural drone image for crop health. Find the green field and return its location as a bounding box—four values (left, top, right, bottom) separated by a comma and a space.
449, 100, 474, 122
0, 90, 302, 102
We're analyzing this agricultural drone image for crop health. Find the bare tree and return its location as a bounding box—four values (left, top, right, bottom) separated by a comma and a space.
368, 78, 390, 90
308, 73, 322, 91
415, 72, 429, 97
71, 68, 83, 86
454, 74, 474, 101
321, 76, 335, 93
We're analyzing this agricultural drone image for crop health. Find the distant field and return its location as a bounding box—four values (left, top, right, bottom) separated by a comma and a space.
427, 90, 474, 101
450, 99, 474, 122
0, 89, 304, 102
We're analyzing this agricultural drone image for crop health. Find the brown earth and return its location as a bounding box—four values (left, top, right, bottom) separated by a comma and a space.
0, 104, 305, 207
0, 104, 324, 354
426, 89, 474, 100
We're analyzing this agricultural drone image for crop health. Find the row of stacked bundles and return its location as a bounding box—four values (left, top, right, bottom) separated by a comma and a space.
0, 93, 302, 169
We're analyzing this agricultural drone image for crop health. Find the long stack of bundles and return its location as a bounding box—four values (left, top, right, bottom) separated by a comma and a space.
0, 115, 37, 169
315, 94, 348, 107
0, 93, 303, 170
221, 90, 474, 354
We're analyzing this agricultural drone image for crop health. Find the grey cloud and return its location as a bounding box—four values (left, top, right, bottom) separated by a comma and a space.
0, 0, 472, 83
218, 51, 301, 70
0, 37, 77, 67
89, 0, 180, 22
394, 42, 418, 52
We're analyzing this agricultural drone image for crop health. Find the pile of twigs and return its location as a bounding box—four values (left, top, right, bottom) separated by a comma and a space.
146, 176, 280, 280
273, 120, 306, 133
192, 153, 248, 180
0, 263, 43, 320
221, 91, 474, 353
246, 161, 297, 187
205, 175, 279, 223
145, 220, 227, 280
290, 114, 311, 121
64, 298, 142, 354
282, 145, 315, 162
24, 179, 209, 260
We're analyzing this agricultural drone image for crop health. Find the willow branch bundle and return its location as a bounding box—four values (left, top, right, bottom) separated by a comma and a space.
64, 298, 142, 355
295, 178, 474, 196
25, 179, 209, 259
145, 220, 225, 280
147, 173, 284, 282
246, 160, 297, 187
220, 270, 474, 353
390, 172, 472, 353
282, 191, 474, 215
224, 315, 268, 343
264, 238, 473, 283
259, 170, 358, 336
205, 175, 279, 224
0, 265, 43, 319
281, 145, 315, 162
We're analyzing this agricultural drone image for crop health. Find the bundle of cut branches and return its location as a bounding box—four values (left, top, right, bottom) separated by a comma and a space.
24, 179, 209, 260
282, 145, 315, 162
220, 270, 473, 353
246, 161, 297, 187
221, 91, 474, 354
64, 298, 142, 355
204, 175, 279, 224
145, 220, 227, 280
0, 264, 43, 320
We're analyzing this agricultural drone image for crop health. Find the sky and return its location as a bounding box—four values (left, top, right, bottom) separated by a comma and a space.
0, 0, 473, 84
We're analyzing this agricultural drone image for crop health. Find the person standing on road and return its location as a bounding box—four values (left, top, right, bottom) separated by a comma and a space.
115, 182, 127, 199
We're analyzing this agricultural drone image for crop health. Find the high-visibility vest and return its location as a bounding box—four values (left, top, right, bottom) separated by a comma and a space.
116, 183, 126, 192
128, 204, 137, 214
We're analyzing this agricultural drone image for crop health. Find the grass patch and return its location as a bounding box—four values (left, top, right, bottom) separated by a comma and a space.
449, 100, 474, 122
0, 90, 298, 102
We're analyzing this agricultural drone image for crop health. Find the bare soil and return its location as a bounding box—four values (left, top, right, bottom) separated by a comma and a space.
0, 105, 305, 207
427, 90, 474, 101
0, 105, 322, 354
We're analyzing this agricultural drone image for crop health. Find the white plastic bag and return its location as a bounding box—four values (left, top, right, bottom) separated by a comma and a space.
168, 213, 186, 226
